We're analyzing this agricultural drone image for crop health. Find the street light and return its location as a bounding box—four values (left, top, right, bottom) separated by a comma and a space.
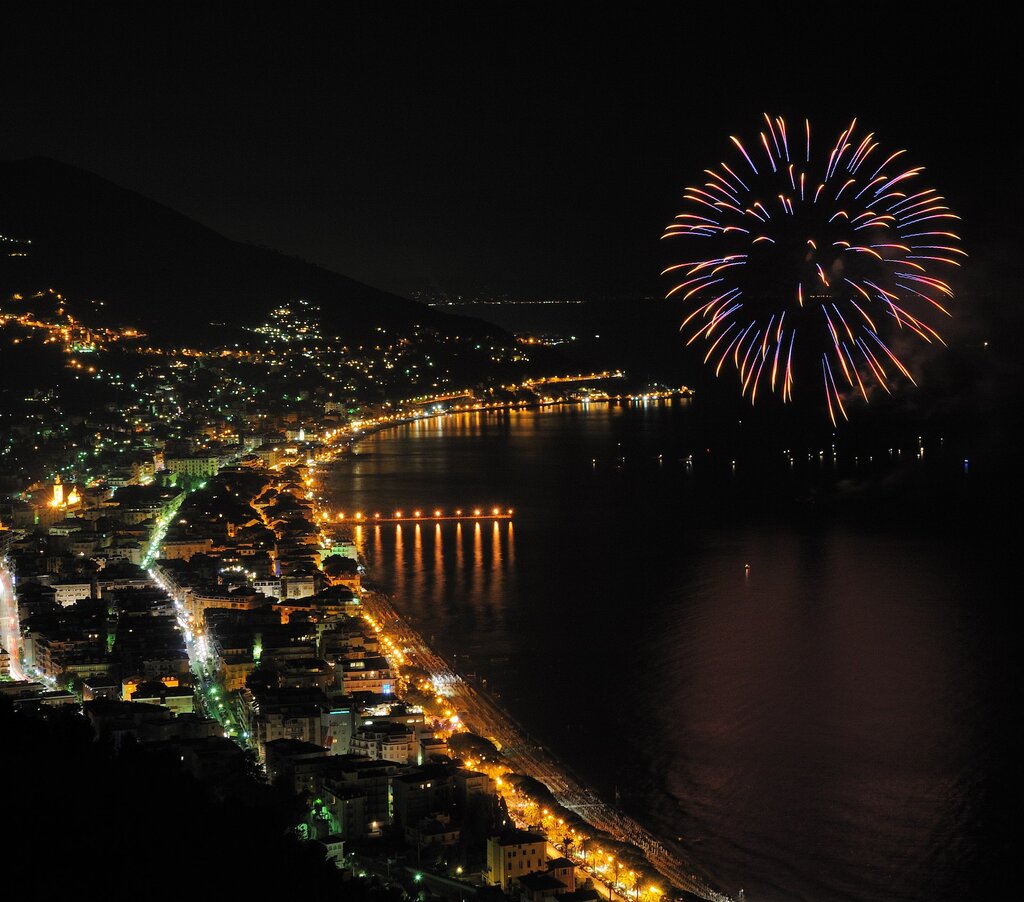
607, 855, 619, 888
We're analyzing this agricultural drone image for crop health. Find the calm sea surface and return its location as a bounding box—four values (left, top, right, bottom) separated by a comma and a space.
325, 401, 1014, 902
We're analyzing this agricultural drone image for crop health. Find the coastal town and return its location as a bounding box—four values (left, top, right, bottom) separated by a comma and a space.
2, 15, 1009, 901
1, 298, 703, 902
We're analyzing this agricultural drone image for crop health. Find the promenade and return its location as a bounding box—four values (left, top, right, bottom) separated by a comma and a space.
358, 587, 731, 902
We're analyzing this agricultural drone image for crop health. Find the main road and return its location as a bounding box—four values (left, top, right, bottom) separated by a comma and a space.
150, 566, 251, 747
1, 560, 24, 680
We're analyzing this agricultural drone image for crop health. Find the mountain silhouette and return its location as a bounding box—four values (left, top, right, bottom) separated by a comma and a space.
0, 157, 491, 344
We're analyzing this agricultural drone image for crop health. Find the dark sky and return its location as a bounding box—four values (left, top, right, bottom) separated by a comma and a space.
2, 8, 1017, 300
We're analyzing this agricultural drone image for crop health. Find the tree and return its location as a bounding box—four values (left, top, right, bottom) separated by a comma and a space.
447, 732, 501, 764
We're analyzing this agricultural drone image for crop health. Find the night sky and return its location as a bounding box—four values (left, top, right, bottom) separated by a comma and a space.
2, 9, 1018, 301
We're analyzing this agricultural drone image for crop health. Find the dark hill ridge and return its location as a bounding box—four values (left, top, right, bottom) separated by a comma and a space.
0, 156, 493, 344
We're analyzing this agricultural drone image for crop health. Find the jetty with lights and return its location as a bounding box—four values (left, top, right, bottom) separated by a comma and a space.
327, 507, 513, 525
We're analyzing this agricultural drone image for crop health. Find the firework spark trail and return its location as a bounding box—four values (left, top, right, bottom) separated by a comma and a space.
662, 115, 962, 419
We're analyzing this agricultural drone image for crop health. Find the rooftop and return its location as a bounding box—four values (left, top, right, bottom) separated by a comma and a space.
492, 829, 546, 847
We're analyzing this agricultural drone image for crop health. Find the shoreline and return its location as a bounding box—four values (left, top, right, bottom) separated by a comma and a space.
321, 386, 693, 459
319, 401, 730, 902
354, 581, 728, 902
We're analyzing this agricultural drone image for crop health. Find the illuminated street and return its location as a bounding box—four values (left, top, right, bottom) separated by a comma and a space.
357, 589, 726, 902
1, 561, 24, 680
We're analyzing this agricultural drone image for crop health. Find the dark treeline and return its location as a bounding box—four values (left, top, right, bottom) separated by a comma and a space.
0, 700, 402, 900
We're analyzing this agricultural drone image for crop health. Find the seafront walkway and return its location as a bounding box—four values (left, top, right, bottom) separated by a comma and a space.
358, 588, 731, 902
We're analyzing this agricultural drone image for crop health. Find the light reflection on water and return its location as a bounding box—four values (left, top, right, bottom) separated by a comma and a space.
326, 403, 1011, 902
353, 517, 516, 636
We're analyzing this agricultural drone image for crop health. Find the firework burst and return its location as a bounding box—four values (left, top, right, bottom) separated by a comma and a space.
662, 115, 964, 424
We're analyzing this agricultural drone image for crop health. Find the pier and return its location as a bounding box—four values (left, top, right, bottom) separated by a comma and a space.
328, 508, 514, 524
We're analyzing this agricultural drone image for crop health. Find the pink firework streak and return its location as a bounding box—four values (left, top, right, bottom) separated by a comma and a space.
662, 114, 964, 425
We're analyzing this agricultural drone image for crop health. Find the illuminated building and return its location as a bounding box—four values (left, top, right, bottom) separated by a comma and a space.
486, 830, 548, 889
129, 680, 196, 715
159, 537, 215, 560
165, 453, 224, 478
51, 578, 94, 607
253, 578, 283, 599
221, 654, 256, 691
350, 722, 415, 764
187, 585, 262, 621
339, 655, 395, 695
